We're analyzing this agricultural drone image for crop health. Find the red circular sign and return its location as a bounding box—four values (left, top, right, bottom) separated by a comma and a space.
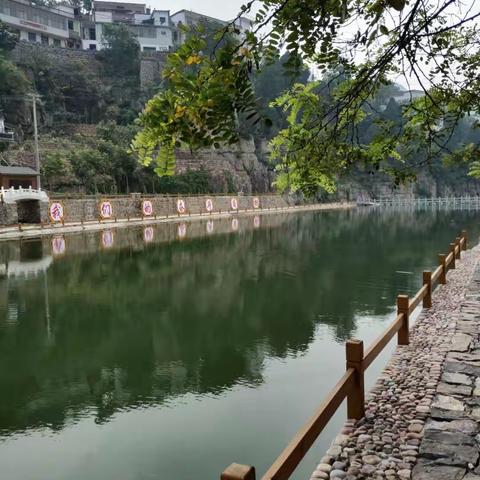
142, 200, 153, 216
49, 202, 64, 223
100, 201, 113, 219
177, 199, 186, 214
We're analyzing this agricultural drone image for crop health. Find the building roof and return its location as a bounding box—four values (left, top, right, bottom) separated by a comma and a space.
171, 9, 228, 25
0, 166, 38, 176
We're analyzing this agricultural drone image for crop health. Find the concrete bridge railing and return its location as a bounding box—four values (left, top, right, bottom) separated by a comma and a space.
0, 186, 49, 204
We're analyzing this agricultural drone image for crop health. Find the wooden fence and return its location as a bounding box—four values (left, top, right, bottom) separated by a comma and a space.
221, 230, 468, 480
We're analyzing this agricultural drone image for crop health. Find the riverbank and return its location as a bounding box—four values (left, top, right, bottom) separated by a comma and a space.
0, 202, 355, 241
311, 243, 480, 479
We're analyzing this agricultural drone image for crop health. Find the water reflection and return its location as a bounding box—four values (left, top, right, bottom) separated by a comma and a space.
0, 208, 478, 440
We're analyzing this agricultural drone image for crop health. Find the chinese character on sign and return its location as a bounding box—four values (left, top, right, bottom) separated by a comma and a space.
49, 202, 64, 223
177, 199, 186, 214
100, 201, 113, 219
253, 197, 260, 209
205, 198, 214, 212
230, 198, 238, 210
142, 200, 153, 216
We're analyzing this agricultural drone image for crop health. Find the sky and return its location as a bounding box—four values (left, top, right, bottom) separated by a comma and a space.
149, 0, 246, 20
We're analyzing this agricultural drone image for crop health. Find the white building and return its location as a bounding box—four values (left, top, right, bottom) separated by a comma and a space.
82, 1, 173, 52
0, 0, 82, 48
170, 9, 252, 45
0, 0, 250, 52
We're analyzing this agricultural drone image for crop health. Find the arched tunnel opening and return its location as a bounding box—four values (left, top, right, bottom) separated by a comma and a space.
16, 200, 41, 224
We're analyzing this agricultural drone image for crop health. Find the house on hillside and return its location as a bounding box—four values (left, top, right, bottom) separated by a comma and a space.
0, 0, 81, 48
81, 1, 173, 52
170, 9, 253, 46
0, 112, 14, 142
0, 166, 38, 189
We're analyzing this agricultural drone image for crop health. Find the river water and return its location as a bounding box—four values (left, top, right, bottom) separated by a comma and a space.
0, 208, 479, 480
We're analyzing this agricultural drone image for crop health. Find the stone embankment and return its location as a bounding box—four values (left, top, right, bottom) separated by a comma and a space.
311, 244, 480, 480
0, 201, 354, 241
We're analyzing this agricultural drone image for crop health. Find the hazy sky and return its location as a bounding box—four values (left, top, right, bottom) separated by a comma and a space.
150, 0, 246, 20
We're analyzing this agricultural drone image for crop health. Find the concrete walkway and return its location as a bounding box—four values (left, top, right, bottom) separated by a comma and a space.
312, 244, 480, 480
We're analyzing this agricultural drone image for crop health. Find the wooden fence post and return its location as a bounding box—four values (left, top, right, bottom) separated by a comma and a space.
397, 295, 410, 345
455, 238, 461, 259
450, 243, 456, 269
221, 464, 256, 480
438, 254, 447, 285
462, 230, 468, 250
346, 339, 365, 420
423, 271, 432, 308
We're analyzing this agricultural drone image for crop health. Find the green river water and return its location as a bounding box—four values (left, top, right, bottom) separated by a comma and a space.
0, 207, 479, 480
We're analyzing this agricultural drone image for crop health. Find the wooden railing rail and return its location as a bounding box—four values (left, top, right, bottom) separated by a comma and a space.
221, 231, 469, 480
363, 314, 404, 370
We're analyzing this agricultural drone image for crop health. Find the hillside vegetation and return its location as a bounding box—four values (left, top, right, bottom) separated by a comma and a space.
1, 20, 479, 197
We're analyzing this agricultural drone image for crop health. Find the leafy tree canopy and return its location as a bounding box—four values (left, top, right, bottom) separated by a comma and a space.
0, 21, 31, 124
98, 23, 140, 77
132, 0, 480, 195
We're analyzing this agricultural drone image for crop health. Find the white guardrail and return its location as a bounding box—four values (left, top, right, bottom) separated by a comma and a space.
0, 186, 49, 204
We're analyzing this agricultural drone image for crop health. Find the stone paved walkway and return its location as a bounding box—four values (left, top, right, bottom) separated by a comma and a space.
311, 244, 480, 480
413, 263, 480, 480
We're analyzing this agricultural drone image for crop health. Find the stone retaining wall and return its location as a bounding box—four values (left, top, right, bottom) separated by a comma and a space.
50, 194, 293, 224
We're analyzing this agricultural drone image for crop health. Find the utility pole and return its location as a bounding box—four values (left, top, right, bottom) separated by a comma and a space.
31, 94, 41, 190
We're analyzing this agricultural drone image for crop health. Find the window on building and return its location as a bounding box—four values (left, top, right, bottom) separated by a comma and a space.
41, 34, 49, 45
173, 31, 178, 42
143, 46, 156, 51
130, 26, 156, 38
160, 30, 166, 35
89, 28, 96, 40
28, 32, 36, 42
159, 17, 165, 24
53, 38, 61, 46
68, 20, 74, 30
89, 44, 96, 50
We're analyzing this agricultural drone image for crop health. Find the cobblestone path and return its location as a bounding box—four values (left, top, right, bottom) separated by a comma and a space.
310, 245, 480, 480
413, 262, 480, 480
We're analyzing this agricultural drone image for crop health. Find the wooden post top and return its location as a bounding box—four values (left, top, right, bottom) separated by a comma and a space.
397, 294, 409, 311
221, 463, 256, 480
346, 339, 364, 364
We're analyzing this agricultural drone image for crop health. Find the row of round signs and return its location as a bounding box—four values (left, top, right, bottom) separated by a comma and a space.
49, 197, 261, 223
